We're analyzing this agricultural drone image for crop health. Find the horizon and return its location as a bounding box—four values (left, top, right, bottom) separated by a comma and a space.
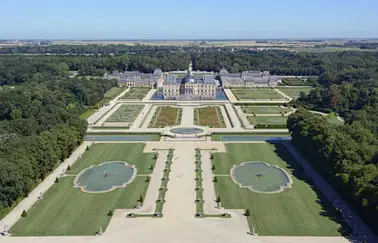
1, 0, 378, 39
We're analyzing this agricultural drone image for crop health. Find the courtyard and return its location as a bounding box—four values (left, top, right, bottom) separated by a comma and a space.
212, 143, 348, 236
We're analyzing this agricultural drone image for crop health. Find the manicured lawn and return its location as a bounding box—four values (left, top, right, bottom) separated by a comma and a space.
313, 112, 344, 126
105, 104, 144, 123
212, 143, 347, 236
247, 116, 287, 127
194, 106, 226, 128
104, 86, 126, 100
149, 106, 182, 128
10, 143, 155, 236
241, 106, 291, 114
277, 87, 313, 99
232, 88, 283, 100
121, 88, 150, 100
211, 133, 290, 141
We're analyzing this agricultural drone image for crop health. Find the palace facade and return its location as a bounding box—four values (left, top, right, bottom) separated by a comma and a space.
162, 62, 217, 100
219, 68, 280, 87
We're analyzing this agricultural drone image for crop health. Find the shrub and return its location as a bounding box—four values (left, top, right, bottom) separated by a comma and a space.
213, 176, 217, 182
149, 165, 154, 171
138, 195, 144, 203
245, 209, 250, 216
145, 176, 150, 182
21, 210, 27, 217
153, 153, 157, 160
211, 164, 215, 170
216, 196, 221, 203
86, 146, 89, 151
55, 177, 59, 183
108, 210, 113, 216
67, 165, 71, 171
210, 153, 214, 159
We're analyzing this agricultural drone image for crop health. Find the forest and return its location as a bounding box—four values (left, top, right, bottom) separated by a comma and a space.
0, 62, 117, 217
289, 79, 378, 233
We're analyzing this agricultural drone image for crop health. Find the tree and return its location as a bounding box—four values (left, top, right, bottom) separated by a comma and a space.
210, 153, 214, 159
67, 165, 71, 171
216, 196, 221, 203
213, 176, 217, 182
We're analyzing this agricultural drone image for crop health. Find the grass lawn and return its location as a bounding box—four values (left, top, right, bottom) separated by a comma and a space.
232, 88, 283, 100
104, 86, 126, 100
277, 87, 313, 99
105, 104, 144, 123
211, 133, 290, 141
247, 116, 287, 127
313, 112, 344, 126
121, 87, 150, 100
194, 106, 226, 128
241, 106, 291, 114
10, 143, 155, 236
212, 143, 348, 236
149, 106, 182, 128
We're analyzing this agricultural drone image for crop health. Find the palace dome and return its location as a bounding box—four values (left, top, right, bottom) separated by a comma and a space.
182, 74, 196, 84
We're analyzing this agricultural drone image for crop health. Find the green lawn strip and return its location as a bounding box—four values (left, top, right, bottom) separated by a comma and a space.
241, 106, 291, 115
105, 104, 144, 123
84, 133, 160, 141
121, 88, 150, 100
212, 143, 348, 236
277, 87, 313, 99
90, 126, 130, 130
211, 133, 290, 141
80, 86, 125, 120
232, 88, 283, 100
69, 143, 155, 175
247, 116, 288, 128
10, 176, 149, 236
216, 107, 227, 128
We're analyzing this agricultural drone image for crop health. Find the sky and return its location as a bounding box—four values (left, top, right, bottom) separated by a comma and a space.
1, 0, 378, 39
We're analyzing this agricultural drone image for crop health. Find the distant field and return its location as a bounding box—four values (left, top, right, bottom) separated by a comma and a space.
295, 47, 377, 53
232, 89, 284, 100
277, 87, 313, 99
121, 88, 150, 100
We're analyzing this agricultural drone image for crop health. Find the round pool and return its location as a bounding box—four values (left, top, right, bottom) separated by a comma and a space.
170, 127, 204, 134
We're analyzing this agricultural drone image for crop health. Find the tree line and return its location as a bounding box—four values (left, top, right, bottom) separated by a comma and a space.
0, 65, 117, 215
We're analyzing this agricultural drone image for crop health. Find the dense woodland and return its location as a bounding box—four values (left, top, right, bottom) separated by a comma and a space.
289, 81, 378, 232
0, 48, 377, 232
0, 63, 117, 216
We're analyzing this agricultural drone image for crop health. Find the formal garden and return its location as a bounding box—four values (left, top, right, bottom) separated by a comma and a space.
277, 87, 313, 99
211, 143, 349, 236
149, 106, 182, 128
247, 116, 288, 128
194, 106, 226, 128
241, 106, 292, 115
121, 87, 150, 100
10, 143, 156, 236
105, 104, 144, 123
232, 88, 284, 100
